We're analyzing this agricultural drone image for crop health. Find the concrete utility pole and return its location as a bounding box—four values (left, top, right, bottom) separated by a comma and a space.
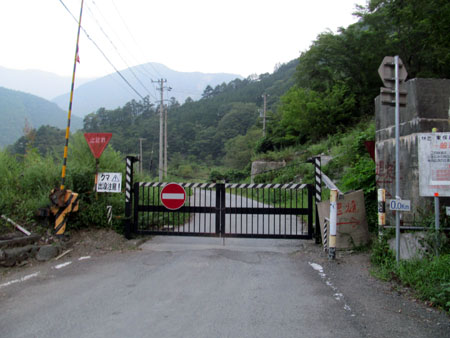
152, 79, 171, 181
262, 93, 268, 137
138, 138, 145, 173
164, 104, 168, 178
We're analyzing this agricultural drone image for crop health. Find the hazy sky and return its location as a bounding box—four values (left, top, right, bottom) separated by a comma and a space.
0, 0, 364, 79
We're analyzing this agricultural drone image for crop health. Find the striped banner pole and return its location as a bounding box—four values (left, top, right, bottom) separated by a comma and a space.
60, 0, 84, 190
124, 156, 137, 238
323, 218, 329, 252
314, 157, 322, 244
107, 205, 113, 226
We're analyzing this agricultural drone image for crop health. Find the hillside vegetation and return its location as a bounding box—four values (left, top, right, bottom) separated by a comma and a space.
0, 87, 83, 147
52, 62, 242, 118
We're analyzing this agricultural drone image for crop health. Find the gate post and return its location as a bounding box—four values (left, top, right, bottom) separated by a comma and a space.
215, 183, 226, 236
313, 156, 322, 244
124, 156, 138, 239
307, 184, 314, 238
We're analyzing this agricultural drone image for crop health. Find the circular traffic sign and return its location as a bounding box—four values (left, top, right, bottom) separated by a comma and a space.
160, 183, 186, 210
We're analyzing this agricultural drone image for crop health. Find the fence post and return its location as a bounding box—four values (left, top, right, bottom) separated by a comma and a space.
307, 184, 314, 238
215, 183, 223, 235
124, 156, 138, 239
133, 182, 140, 234
328, 189, 338, 260
220, 184, 226, 236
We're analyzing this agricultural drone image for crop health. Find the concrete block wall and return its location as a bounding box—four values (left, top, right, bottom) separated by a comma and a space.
375, 78, 450, 225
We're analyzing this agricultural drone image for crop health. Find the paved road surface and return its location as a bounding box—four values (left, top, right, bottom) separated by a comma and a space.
0, 236, 448, 338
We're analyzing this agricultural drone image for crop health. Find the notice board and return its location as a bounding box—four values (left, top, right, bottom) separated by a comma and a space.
418, 133, 450, 197
317, 190, 370, 249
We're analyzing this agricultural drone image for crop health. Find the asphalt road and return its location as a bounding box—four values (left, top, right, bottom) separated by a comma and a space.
0, 236, 448, 338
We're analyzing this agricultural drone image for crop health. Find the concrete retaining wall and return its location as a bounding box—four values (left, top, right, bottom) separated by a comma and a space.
375, 78, 450, 225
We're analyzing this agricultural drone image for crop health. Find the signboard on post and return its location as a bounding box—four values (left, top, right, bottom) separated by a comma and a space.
418, 132, 450, 197
96, 172, 122, 193
84, 133, 112, 159
387, 199, 411, 212
160, 183, 186, 210
378, 56, 408, 106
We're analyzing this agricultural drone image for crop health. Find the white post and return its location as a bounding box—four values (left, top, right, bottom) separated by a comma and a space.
328, 189, 338, 260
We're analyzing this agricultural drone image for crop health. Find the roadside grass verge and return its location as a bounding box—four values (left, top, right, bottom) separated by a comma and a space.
370, 237, 450, 313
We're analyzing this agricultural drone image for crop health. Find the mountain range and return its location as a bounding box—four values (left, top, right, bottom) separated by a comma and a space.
0, 63, 242, 146
0, 86, 82, 147
51, 62, 242, 117
0, 66, 93, 101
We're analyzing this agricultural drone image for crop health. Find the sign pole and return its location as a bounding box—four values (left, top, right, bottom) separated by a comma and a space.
60, 0, 84, 190
434, 193, 440, 255
394, 55, 401, 263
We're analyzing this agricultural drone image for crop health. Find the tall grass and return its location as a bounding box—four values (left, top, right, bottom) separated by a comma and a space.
0, 132, 126, 233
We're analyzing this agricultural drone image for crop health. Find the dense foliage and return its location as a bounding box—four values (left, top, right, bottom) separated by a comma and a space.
0, 132, 125, 234
264, 0, 450, 149
80, 60, 298, 177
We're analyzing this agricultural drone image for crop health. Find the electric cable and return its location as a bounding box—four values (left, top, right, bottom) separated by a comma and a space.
58, 0, 145, 100
110, 0, 165, 82
84, 2, 156, 100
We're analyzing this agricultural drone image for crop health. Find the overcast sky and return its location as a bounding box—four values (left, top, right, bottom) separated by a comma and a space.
0, 0, 364, 79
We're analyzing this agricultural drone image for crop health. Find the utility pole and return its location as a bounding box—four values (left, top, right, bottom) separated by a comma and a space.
164, 104, 168, 178
262, 93, 268, 137
138, 138, 145, 173
152, 79, 171, 181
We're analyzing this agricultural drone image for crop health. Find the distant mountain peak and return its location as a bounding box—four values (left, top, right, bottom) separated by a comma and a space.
52, 62, 243, 118
0, 65, 95, 101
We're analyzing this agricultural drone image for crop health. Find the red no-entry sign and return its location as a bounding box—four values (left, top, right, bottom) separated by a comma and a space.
160, 183, 186, 210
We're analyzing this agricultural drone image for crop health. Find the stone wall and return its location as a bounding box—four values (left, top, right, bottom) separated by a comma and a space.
251, 161, 286, 183
375, 78, 450, 225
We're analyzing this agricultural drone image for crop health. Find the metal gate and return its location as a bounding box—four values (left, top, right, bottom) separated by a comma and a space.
124, 158, 315, 239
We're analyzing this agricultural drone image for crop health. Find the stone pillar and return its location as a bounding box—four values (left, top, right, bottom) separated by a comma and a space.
375, 78, 450, 225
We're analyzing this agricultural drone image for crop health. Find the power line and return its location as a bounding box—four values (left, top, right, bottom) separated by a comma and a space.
58, 0, 145, 100
87, 0, 158, 101
84, 2, 154, 99
110, 0, 164, 81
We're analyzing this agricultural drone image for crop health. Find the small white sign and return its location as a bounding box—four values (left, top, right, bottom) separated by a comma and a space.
387, 199, 411, 212
96, 172, 122, 193
446, 206, 450, 216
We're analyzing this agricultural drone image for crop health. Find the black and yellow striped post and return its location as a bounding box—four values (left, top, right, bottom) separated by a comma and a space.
50, 188, 79, 236
52, 0, 84, 236
60, 0, 84, 191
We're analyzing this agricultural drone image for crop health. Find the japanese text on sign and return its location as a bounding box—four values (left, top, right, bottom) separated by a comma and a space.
96, 172, 122, 193
418, 133, 450, 197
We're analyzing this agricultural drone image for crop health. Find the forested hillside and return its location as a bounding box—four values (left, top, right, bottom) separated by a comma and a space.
52, 62, 242, 118
0, 87, 82, 147
81, 60, 298, 175
9, 0, 450, 182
